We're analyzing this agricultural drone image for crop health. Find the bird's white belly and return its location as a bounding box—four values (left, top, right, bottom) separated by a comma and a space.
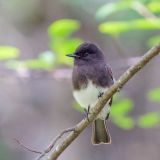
73, 81, 110, 119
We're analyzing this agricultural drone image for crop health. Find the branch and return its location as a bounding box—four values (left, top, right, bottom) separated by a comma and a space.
131, 1, 157, 19
16, 45, 159, 159
14, 138, 42, 154
45, 44, 160, 160
36, 127, 75, 160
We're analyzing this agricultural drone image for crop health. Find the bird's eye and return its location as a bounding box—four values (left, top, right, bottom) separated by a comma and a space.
84, 52, 89, 56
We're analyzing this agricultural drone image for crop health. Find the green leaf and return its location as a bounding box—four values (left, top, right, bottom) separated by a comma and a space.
132, 19, 160, 30
99, 21, 130, 36
111, 99, 133, 117
138, 112, 160, 128
95, 1, 132, 20
147, 88, 160, 102
5, 60, 25, 69
0, 46, 19, 60
25, 59, 45, 69
147, 36, 160, 47
147, 2, 160, 13
96, 3, 118, 20
39, 51, 55, 66
51, 39, 82, 55
48, 19, 81, 38
25, 58, 53, 70
47, 19, 83, 66
99, 19, 160, 35
73, 102, 84, 113
50, 38, 83, 65
6, 51, 55, 70
113, 117, 135, 130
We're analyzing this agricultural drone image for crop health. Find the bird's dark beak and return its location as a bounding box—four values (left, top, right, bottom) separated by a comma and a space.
66, 53, 80, 58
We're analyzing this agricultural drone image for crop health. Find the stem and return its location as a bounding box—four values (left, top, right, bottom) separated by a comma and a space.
48, 44, 160, 160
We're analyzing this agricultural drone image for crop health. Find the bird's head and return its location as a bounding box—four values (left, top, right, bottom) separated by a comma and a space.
66, 42, 104, 65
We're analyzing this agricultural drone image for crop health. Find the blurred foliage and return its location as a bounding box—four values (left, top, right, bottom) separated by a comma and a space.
0, 46, 19, 60
48, 19, 83, 66
110, 98, 133, 117
99, 19, 160, 36
0, 0, 159, 130
5, 19, 82, 70
96, 0, 160, 47
73, 93, 160, 130
48, 19, 80, 38
138, 112, 160, 128
147, 87, 160, 102
73, 102, 85, 113
3, 0, 160, 68
24, 51, 55, 69
110, 95, 135, 129
113, 116, 135, 130
6, 51, 55, 70
95, 1, 132, 20
99, 21, 130, 36
147, 1, 160, 13
0, 140, 16, 160
96, 0, 160, 20
73, 94, 135, 130
1, 0, 160, 67
147, 36, 160, 47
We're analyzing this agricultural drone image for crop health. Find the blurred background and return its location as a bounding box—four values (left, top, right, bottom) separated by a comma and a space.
0, 0, 160, 160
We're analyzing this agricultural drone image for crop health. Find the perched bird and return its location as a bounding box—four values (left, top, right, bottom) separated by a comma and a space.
66, 42, 114, 145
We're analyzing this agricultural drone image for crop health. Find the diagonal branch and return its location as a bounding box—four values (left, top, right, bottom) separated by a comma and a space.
43, 44, 160, 160
131, 1, 157, 19
35, 127, 76, 160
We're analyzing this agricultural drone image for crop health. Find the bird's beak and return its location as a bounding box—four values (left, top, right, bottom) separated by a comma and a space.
66, 53, 80, 58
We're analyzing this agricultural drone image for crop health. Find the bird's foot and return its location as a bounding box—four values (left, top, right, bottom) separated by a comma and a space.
105, 112, 110, 120
84, 105, 90, 122
98, 91, 104, 99
117, 85, 123, 92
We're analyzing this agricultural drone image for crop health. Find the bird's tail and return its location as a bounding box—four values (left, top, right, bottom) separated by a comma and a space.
91, 118, 111, 145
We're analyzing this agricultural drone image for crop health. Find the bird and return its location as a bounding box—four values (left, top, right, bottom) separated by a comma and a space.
66, 42, 114, 145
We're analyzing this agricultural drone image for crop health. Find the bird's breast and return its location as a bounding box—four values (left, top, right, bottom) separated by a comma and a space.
73, 81, 107, 109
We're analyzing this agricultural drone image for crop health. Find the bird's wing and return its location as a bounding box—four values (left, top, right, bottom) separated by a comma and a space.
105, 64, 115, 106
105, 64, 115, 84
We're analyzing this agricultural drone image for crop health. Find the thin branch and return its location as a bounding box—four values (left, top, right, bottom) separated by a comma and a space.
35, 127, 75, 160
47, 44, 160, 160
131, 1, 157, 19
14, 127, 76, 159
14, 138, 42, 154
16, 45, 160, 159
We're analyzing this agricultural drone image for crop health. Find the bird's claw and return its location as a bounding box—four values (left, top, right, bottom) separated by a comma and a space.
117, 86, 122, 92
98, 91, 104, 99
84, 105, 90, 122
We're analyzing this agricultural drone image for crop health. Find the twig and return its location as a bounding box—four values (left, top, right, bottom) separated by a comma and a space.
15, 45, 160, 160
131, 1, 157, 19
35, 127, 75, 160
14, 138, 42, 154
14, 127, 75, 160
47, 44, 160, 160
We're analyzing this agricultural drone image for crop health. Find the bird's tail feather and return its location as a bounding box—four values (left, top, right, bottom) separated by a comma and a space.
91, 118, 111, 145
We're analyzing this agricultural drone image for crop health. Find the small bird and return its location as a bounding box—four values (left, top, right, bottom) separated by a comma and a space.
66, 42, 114, 145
